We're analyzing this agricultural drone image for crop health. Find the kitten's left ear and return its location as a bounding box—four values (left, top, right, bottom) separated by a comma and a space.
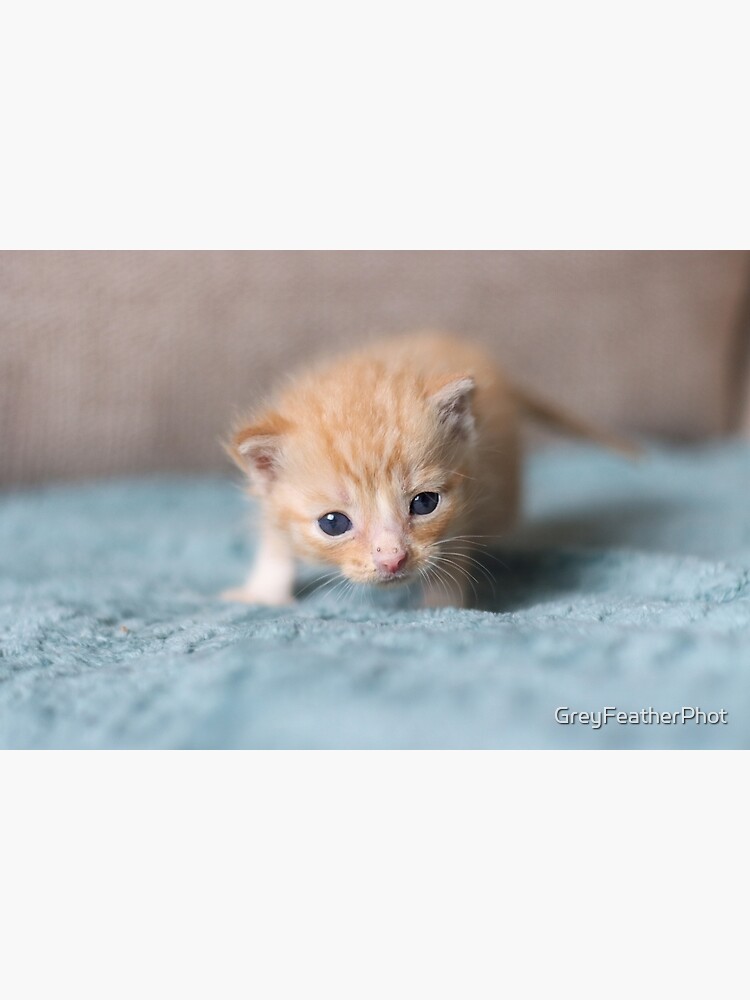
429, 374, 476, 439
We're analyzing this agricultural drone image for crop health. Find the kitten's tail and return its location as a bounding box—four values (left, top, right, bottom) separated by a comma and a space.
511, 385, 642, 458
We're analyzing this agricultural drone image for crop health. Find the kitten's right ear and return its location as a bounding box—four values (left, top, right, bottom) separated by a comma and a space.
226, 412, 290, 490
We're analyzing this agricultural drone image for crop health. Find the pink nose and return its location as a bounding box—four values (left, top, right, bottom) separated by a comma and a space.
374, 549, 408, 575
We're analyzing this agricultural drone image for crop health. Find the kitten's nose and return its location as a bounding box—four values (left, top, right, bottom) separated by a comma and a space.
374, 547, 408, 576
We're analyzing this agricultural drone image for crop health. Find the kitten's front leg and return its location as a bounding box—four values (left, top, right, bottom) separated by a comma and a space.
221, 521, 296, 606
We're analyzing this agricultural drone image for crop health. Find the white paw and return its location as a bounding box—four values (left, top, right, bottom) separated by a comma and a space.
219, 586, 294, 607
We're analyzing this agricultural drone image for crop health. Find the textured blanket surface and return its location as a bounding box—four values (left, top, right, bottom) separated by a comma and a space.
1, 443, 749, 748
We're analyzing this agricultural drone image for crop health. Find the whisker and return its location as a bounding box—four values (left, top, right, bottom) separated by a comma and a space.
430, 536, 510, 573
440, 560, 494, 598
433, 556, 478, 604
323, 576, 352, 602
427, 557, 472, 605
424, 561, 451, 602
296, 571, 340, 598
441, 551, 497, 590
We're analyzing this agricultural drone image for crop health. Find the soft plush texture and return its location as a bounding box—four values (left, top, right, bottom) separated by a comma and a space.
1, 442, 749, 749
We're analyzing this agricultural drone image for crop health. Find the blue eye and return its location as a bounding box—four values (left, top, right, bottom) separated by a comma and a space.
318, 511, 352, 536
410, 492, 440, 515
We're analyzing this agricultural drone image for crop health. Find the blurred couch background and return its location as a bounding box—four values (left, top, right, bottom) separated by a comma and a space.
2, 250, 749, 487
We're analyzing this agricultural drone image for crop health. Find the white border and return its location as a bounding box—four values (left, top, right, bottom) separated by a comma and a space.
2, 2, 748, 248
2, 753, 745, 998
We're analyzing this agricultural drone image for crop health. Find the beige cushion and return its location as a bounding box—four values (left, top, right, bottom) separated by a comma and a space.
1, 250, 748, 486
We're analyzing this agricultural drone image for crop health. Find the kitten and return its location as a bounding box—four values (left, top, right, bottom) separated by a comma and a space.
223, 332, 633, 609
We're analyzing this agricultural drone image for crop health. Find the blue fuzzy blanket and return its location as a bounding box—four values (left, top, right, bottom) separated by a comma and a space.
2, 443, 749, 748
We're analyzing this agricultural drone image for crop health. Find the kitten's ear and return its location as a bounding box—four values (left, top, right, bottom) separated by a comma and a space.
227, 412, 290, 490
429, 374, 476, 439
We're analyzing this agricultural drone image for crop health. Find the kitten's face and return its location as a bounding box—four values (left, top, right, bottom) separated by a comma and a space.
271, 453, 470, 586
231, 371, 476, 586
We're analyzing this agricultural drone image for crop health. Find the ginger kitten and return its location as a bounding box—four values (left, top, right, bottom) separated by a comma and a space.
223, 332, 631, 609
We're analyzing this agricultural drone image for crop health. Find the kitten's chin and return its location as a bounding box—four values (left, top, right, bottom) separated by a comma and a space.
342, 570, 413, 587
373, 571, 413, 587
341, 563, 423, 587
